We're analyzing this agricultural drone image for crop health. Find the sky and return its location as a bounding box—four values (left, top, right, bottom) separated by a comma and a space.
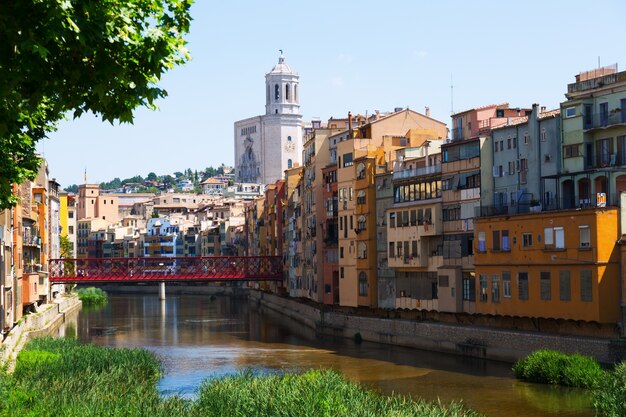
41, 0, 626, 188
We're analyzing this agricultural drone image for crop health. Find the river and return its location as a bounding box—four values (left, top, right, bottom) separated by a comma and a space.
65, 293, 593, 417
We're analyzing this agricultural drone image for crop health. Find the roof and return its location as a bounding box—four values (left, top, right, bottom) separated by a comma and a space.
201, 177, 227, 185
267, 54, 296, 75
539, 109, 561, 119
452, 102, 510, 117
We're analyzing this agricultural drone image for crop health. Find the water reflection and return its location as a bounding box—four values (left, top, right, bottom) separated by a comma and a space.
76, 294, 594, 417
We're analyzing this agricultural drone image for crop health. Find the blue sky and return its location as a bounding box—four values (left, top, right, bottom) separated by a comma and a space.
42, 0, 626, 187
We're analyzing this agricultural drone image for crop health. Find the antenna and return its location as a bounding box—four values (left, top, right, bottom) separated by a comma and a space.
450, 73, 454, 115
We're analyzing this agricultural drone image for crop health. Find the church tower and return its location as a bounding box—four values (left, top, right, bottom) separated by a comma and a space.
265, 51, 300, 116
234, 52, 303, 185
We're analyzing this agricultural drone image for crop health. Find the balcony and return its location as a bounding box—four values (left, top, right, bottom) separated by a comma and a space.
583, 111, 626, 131
392, 164, 441, 180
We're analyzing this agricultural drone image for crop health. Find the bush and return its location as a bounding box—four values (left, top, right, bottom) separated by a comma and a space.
513, 349, 604, 388
76, 287, 108, 306
593, 361, 626, 417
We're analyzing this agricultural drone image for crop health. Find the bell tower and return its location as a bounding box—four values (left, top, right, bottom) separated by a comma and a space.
265, 51, 300, 116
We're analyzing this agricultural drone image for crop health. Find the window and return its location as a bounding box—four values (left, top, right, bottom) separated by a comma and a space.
507, 138, 511, 149
389, 242, 395, 258
541, 128, 547, 142
502, 272, 511, 298
340, 246, 344, 258
462, 272, 475, 301
579, 225, 590, 248
559, 270, 571, 301
285, 84, 290, 100
357, 215, 366, 231
554, 227, 565, 249
479, 274, 488, 302
356, 163, 366, 179
478, 231, 486, 252
492, 230, 500, 251
287, 159, 293, 169
68, 226, 74, 234
544, 227, 554, 245
565, 106, 576, 118
274, 84, 279, 101
502, 230, 510, 251
343, 153, 353, 167
287, 135, 292, 142
389, 212, 396, 228
69, 212, 74, 218
518, 272, 529, 300
540, 272, 551, 301
491, 275, 500, 303
522, 233, 533, 248
564, 144, 580, 158
356, 190, 366, 205
340, 267, 344, 279
411, 240, 418, 257
524, 132, 529, 145
580, 270, 592, 302
410, 210, 417, 226
358, 272, 368, 296
357, 242, 367, 259
513, 137, 517, 149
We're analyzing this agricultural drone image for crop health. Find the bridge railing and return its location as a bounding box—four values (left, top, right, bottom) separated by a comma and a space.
49, 256, 283, 283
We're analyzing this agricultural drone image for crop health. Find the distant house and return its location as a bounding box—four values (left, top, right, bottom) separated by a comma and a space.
177, 179, 194, 192
201, 177, 227, 195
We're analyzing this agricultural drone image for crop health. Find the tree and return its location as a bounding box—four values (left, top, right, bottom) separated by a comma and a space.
146, 172, 158, 182
0, 0, 192, 209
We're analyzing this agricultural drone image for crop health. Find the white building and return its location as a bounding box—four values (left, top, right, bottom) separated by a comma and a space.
234, 52, 303, 185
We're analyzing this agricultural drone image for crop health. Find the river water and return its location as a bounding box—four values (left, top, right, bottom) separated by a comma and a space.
68, 293, 593, 417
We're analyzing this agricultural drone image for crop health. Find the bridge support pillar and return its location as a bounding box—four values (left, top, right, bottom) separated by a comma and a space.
159, 281, 166, 300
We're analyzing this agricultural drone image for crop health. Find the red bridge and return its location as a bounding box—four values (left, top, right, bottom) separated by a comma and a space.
49, 256, 283, 283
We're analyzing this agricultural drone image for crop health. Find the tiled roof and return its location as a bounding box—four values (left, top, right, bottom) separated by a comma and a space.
538, 109, 560, 119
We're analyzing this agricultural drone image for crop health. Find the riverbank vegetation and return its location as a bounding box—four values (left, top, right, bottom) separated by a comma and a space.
512, 349, 604, 388
0, 337, 481, 417
513, 349, 626, 416
75, 287, 108, 306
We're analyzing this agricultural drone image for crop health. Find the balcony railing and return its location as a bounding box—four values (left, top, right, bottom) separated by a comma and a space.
392, 164, 441, 180
478, 193, 621, 217
583, 111, 626, 130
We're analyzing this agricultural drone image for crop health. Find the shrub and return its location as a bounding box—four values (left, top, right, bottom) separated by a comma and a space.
76, 287, 108, 306
513, 349, 604, 388
593, 361, 626, 417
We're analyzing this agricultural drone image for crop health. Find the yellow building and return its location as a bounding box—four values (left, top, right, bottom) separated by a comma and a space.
474, 207, 621, 324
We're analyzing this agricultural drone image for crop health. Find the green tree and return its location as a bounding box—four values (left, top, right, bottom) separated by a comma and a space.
0, 0, 192, 209
146, 172, 158, 182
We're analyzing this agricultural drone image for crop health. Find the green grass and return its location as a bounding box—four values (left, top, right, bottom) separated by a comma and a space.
512, 349, 604, 388
593, 361, 626, 417
75, 287, 108, 306
0, 337, 481, 417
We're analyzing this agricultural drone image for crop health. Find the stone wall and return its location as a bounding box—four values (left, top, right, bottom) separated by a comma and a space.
251, 291, 625, 364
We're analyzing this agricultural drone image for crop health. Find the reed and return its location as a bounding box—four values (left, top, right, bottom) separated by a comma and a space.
75, 287, 108, 306
512, 349, 604, 388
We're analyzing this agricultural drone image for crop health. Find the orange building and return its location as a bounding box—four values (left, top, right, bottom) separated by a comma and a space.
474, 207, 621, 323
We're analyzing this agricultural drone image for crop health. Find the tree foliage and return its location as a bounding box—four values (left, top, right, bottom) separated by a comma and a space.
0, 0, 193, 209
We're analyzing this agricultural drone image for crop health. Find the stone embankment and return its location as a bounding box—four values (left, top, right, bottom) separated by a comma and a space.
250, 291, 626, 364
1, 294, 82, 370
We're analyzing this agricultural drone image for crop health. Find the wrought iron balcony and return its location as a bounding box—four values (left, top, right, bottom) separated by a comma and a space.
583, 110, 626, 130
392, 164, 441, 180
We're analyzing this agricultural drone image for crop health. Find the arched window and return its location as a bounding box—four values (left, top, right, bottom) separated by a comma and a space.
288, 159, 293, 169
274, 84, 279, 101
294, 85, 298, 102
358, 272, 368, 296
287, 136, 292, 142
285, 84, 290, 101
357, 215, 367, 231
356, 163, 366, 179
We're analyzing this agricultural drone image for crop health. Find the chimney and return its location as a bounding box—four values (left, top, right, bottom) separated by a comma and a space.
425, 106, 430, 117
348, 111, 352, 132
541, 106, 546, 113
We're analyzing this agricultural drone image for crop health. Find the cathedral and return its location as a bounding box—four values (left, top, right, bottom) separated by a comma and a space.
234, 52, 303, 184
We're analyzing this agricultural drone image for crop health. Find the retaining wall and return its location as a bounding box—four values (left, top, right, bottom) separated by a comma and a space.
251, 291, 626, 364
